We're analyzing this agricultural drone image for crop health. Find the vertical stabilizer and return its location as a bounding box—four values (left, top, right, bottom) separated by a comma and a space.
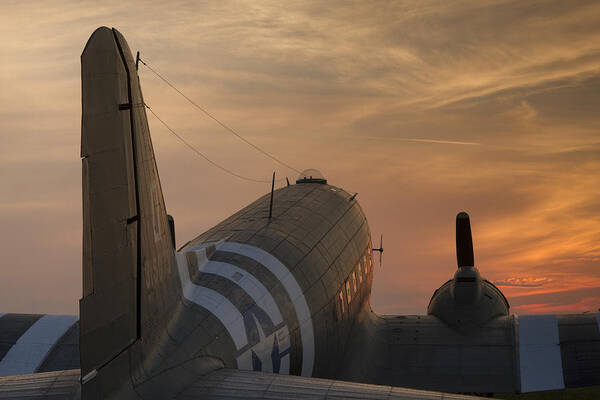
80, 27, 180, 396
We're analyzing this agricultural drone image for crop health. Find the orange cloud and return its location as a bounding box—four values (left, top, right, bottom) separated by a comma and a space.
513, 297, 600, 314
1, 1, 600, 317
494, 277, 553, 288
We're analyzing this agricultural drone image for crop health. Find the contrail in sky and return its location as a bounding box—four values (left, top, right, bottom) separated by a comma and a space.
368, 137, 481, 146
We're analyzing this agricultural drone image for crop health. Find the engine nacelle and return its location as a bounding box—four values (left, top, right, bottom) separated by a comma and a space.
427, 212, 509, 330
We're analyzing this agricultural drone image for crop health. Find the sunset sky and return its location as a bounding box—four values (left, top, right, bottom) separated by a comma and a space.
1, 0, 599, 315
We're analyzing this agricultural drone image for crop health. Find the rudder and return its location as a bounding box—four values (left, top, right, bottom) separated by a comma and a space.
80, 26, 180, 393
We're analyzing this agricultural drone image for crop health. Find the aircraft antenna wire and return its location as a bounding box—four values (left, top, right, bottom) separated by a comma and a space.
138, 58, 301, 174
145, 103, 284, 184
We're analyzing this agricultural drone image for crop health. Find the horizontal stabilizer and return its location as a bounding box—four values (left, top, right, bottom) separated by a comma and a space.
0, 368, 490, 399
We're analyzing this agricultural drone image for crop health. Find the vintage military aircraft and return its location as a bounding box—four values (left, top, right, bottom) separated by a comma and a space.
0, 27, 598, 399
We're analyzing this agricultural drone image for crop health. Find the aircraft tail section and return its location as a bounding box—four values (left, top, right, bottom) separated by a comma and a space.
80, 26, 180, 389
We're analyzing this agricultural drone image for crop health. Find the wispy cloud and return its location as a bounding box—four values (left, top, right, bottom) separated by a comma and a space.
512, 295, 600, 314
368, 137, 481, 146
494, 277, 553, 288
2, 0, 600, 314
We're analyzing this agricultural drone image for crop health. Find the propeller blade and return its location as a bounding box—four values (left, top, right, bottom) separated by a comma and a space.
372, 234, 384, 267
456, 211, 474, 267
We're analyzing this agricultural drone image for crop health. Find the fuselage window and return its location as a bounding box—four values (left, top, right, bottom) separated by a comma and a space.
346, 280, 352, 304
336, 290, 345, 320
362, 255, 366, 272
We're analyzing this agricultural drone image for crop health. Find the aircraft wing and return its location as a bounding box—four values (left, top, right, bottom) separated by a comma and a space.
2, 312, 598, 396
0, 368, 488, 400
337, 311, 600, 394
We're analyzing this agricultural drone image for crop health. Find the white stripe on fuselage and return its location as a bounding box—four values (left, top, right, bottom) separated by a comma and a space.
178, 246, 291, 373
185, 241, 315, 377
195, 257, 284, 326
517, 314, 565, 392
217, 242, 314, 377
175, 252, 248, 350
0, 314, 77, 376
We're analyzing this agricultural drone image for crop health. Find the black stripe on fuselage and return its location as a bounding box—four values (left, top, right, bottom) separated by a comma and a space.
210, 250, 302, 375
0, 314, 44, 361
558, 314, 600, 388
186, 261, 263, 332
36, 321, 80, 373
186, 253, 285, 344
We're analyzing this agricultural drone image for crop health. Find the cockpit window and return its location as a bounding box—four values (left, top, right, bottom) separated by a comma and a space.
296, 169, 327, 184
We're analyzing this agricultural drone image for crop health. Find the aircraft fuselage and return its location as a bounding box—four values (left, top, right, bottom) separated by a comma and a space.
174, 180, 374, 378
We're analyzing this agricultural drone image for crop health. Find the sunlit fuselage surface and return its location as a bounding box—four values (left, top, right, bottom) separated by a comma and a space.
176, 181, 374, 378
